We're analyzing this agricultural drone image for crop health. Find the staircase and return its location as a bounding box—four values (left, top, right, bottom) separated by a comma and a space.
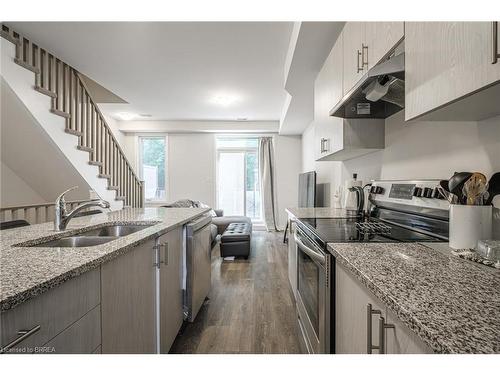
1, 24, 144, 209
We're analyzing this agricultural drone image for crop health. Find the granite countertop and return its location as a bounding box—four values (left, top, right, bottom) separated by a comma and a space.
0, 207, 209, 312
328, 242, 500, 354
286, 207, 357, 219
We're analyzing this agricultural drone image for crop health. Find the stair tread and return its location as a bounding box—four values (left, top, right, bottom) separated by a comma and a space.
50, 108, 71, 118
34, 85, 57, 98
98, 174, 111, 179
88, 160, 102, 166
77, 145, 93, 152
14, 58, 40, 74
0, 30, 21, 45
107, 186, 119, 190
65, 128, 83, 136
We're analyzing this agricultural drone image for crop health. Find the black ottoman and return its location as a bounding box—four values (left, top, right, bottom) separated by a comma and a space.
220, 222, 251, 259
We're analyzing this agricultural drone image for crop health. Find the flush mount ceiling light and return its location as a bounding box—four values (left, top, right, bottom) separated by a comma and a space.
115, 112, 137, 121
210, 94, 239, 107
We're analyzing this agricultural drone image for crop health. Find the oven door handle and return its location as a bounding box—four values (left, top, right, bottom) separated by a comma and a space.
294, 233, 326, 265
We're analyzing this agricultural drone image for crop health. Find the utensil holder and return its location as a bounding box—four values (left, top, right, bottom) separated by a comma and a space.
449, 205, 492, 249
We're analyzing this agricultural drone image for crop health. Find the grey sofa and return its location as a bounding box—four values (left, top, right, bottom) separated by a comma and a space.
162, 200, 252, 248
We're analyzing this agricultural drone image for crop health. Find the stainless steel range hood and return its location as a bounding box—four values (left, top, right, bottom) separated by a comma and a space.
330, 53, 405, 119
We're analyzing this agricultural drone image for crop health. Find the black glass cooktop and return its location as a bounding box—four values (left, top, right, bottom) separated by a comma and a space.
297, 217, 445, 248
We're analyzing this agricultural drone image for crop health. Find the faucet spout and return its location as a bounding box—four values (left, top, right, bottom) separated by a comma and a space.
54, 187, 110, 231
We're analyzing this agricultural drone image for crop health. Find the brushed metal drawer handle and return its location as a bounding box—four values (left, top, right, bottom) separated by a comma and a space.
378, 316, 395, 354
366, 303, 381, 354
0, 325, 41, 354
357, 50, 363, 73
492, 22, 499, 64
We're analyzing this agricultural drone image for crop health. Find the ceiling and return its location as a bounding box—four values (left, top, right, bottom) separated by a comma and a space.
8, 22, 293, 122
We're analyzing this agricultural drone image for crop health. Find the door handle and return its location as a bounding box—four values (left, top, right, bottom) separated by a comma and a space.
378, 316, 395, 354
367, 303, 381, 354
362, 44, 369, 69
160, 242, 169, 266
357, 50, 363, 73
0, 325, 41, 354
492, 22, 499, 64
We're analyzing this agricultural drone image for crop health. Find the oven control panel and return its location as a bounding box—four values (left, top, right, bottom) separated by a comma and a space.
369, 179, 450, 213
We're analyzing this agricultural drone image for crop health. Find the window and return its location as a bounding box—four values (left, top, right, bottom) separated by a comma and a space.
216, 136, 261, 221
139, 136, 166, 202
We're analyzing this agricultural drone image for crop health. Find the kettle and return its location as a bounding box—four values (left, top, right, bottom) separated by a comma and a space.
343, 173, 362, 212
347, 186, 365, 216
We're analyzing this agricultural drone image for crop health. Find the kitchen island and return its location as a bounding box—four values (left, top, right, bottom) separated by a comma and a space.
0, 207, 209, 354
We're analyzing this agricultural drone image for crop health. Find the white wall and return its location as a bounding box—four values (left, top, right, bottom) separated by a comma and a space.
274, 134, 302, 228
119, 129, 301, 229
302, 111, 500, 209
168, 133, 217, 207
0, 161, 45, 206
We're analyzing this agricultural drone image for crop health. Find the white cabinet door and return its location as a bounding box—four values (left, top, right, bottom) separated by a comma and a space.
385, 307, 433, 354
366, 22, 404, 68
314, 33, 344, 161
343, 22, 366, 95
405, 22, 500, 121
335, 262, 384, 354
287, 219, 297, 299
158, 227, 184, 353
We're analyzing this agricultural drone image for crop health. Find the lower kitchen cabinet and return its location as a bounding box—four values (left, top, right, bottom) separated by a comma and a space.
287, 218, 297, 299
385, 308, 432, 354
335, 261, 431, 354
158, 227, 184, 353
101, 239, 157, 354
0, 268, 100, 354
335, 262, 383, 354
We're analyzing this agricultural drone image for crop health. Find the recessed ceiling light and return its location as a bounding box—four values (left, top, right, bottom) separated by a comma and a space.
210, 94, 239, 107
116, 112, 137, 121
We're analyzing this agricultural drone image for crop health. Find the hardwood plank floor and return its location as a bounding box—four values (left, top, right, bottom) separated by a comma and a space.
170, 231, 303, 354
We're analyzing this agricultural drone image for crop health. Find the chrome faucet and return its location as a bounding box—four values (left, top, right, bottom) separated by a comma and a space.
54, 186, 110, 231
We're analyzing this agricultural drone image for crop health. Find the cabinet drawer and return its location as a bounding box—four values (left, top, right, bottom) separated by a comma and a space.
45, 305, 101, 354
1, 268, 100, 353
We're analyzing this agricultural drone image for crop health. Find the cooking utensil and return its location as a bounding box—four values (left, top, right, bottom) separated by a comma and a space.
448, 172, 473, 204
439, 180, 450, 192
437, 186, 458, 204
462, 173, 488, 205
485, 172, 500, 205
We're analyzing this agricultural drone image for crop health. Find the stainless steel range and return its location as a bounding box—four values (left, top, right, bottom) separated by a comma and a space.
294, 179, 450, 354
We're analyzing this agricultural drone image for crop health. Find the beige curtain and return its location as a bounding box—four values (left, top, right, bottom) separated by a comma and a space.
259, 137, 279, 231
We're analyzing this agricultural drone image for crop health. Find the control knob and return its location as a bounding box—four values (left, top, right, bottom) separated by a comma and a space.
423, 187, 433, 198
412, 187, 423, 197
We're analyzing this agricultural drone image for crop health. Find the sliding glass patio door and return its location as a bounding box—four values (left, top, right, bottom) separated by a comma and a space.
216, 137, 261, 221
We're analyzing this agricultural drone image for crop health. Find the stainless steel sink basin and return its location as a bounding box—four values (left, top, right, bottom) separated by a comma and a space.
77, 224, 154, 237
32, 236, 117, 248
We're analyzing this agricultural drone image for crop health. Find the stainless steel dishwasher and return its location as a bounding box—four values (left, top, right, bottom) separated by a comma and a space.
184, 214, 213, 322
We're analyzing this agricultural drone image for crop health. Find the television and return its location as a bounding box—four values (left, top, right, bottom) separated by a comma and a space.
298, 171, 316, 207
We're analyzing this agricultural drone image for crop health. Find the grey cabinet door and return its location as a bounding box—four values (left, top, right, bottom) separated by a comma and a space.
158, 227, 184, 353
101, 239, 156, 353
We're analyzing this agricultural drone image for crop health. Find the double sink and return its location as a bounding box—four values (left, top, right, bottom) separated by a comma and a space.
31, 224, 155, 248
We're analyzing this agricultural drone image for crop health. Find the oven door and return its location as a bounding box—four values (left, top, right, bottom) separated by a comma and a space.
295, 227, 331, 354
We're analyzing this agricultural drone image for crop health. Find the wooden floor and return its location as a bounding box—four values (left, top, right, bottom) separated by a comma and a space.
170, 231, 303, 354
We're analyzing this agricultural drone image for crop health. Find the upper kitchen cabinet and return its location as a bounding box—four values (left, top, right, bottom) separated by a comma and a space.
343, 22, 404, 96
405, 22, 500, 121
314, 31, 344, 161
343, 22, 367, 95
365, 22, 404, 68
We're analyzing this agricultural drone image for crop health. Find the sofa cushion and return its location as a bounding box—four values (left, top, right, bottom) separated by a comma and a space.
212, 216, 252, 235
210, 224, 218, 244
